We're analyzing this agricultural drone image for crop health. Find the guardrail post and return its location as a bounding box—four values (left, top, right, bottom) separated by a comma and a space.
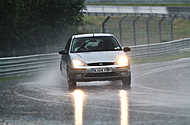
159, 16, 165, 43
146, 15, 152, 44
170, 15, 177, 41
102, 16, 111, 33
133, 16, 140, 46
119, 16, 127, 44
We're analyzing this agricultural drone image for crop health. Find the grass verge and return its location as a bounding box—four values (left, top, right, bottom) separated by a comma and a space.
0, 73, 35, 83
0, 75, 26, 82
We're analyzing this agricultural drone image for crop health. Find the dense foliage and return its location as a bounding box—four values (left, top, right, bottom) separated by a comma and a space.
0, 0, 85, 57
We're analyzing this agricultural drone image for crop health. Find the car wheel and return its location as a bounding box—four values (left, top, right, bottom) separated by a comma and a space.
67, 67, 77, 90
122, 73, 131, 89
68, 79, 77, 91
60, 60, 64, 75
60, 60, 62, 71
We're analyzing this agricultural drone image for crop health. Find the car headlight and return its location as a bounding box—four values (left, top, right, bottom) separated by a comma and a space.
115, 55, 129, 67
72, 59, 86, 69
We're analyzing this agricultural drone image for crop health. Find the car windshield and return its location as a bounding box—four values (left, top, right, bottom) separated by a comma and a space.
70, 36, 122, 53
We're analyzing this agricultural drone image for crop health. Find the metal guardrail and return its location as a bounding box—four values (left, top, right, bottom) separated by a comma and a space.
85, 5, 168, 16
0, 38, 190, 78
0, 53, 60, 77
87, 0, 190, 4
130, 38, 190, 57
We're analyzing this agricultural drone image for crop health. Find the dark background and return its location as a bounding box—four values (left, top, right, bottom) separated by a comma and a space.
0, 0, 85, 57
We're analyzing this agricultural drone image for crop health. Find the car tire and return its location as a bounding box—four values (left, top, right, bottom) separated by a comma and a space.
60, 60, 63, 71
60, 60, 65, 75
68, 79, 77, 91
67, 67, 77, 90
122, 73, 131, 89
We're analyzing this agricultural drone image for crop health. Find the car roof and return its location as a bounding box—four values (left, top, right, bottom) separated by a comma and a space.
73, 33, 114, 38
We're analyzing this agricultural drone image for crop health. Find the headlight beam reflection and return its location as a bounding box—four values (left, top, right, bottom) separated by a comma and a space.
120, 90, 129, 125
72, 89, 85, 125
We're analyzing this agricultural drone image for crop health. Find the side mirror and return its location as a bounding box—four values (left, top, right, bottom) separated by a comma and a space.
123, 47, 131, 52
59, 50, 67, 55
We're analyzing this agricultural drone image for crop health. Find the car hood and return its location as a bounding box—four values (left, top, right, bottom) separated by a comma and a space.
70, 51, 125, 64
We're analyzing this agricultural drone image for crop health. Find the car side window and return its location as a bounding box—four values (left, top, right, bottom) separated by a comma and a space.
65, 37, 72, 52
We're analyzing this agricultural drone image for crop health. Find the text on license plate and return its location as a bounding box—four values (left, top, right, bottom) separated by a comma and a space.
90, 68, 112, 73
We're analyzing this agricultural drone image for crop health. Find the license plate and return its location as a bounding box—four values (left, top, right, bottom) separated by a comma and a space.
90, 68, 112, 73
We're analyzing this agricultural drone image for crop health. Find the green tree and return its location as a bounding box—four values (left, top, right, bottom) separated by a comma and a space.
0, 0, 85, 57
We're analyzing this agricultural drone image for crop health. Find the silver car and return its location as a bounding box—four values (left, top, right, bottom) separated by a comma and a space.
59, 33, 131, 90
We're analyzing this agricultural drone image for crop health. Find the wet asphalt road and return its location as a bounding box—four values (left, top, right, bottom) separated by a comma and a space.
0, 57, 190, 125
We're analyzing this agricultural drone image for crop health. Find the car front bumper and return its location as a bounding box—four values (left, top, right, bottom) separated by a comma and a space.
69, 66, 131, 82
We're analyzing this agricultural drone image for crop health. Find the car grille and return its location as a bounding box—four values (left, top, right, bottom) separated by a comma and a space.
87, 62, 114, 66
85, 72, 118, 77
